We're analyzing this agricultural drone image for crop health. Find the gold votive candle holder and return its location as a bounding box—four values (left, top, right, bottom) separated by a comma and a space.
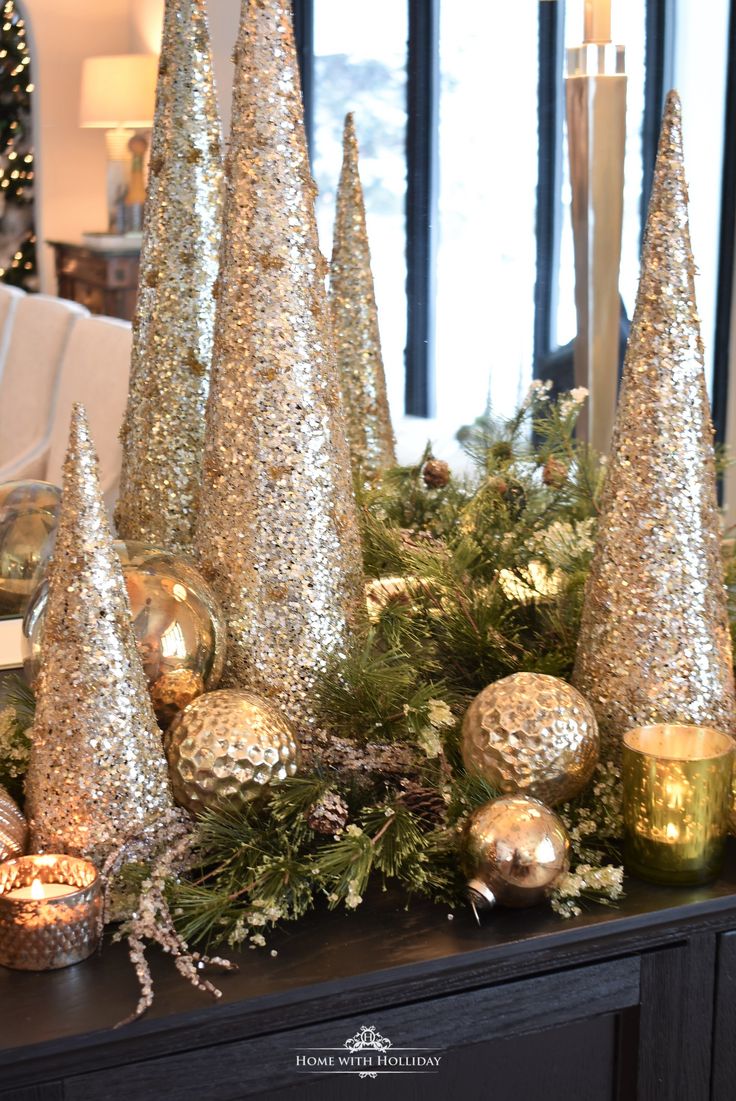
0, 853, 102, 970
622, 724, 734, 885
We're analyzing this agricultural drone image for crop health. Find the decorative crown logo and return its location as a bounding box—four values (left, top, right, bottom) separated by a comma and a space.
344, 1025, 393, 1053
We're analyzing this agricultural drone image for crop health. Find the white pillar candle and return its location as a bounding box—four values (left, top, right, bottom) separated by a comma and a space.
584, 0, 612, 43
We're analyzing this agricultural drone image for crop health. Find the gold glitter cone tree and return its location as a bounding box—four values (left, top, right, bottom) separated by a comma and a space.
329, 112, 396, 477
115, 0, 223, 553
194, 0, 363, 748
26, 405, 174, 866
572, 90, 736, 760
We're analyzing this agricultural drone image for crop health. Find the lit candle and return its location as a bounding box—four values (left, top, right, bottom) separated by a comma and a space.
622, 724, 733, 885
584, 0, 612, 44
0, 854, 102, 970
5, 878, 76, 900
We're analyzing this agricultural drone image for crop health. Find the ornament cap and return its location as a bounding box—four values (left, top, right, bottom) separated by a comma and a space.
467, 877, 497, 918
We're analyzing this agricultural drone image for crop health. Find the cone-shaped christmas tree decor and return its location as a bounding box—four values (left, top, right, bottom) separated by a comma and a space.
26, 405, 174, 866
572, 90, 736, 760
329, 112, 396, 477
194, 0, 363, 749
115, 0, 223, 553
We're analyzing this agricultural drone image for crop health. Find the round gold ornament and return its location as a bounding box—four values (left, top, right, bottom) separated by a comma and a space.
462, 795, 570, 911
0, 481, 60, 615
23, 541, 226, 727
164, 689, 300, 814
461, 672, 599, 806
0, 784, 27, 862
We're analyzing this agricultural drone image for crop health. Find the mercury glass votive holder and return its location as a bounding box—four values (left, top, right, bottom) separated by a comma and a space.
0, 853, 102, 970
622, 724, 734, 886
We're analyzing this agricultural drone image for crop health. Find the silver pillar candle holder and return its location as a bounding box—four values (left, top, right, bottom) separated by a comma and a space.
565, 30, 626, 455
0, 853, 102, 970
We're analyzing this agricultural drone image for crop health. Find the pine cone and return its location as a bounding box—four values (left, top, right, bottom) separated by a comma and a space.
398, 779, 447, 825
422, 459, 451, 489
542, 455, 568, 488
306, 791, 349, 835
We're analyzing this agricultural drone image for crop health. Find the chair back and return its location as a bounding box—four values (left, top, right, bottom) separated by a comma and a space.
0, 294, 87, 471
0, 285, 25, 381
44, 315, 132, 506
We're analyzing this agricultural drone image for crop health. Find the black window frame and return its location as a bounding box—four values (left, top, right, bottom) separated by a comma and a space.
294, 0, 735, 439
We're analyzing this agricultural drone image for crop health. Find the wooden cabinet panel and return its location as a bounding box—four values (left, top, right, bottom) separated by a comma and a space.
62, 958, 639, 1101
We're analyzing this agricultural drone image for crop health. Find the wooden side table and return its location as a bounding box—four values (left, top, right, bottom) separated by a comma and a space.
47, 240, 140, 322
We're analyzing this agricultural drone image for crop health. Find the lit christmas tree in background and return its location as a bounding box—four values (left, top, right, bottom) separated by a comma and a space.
0, 0, 35, 289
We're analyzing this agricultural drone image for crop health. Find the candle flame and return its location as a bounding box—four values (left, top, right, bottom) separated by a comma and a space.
30, 878, 44, 899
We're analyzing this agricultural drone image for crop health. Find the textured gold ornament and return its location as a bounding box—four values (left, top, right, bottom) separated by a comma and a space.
115, 0, 223, 553
0, 784, 27, 862
0, 481, 60, 615
194, 0, 363, 753
572, 91, 736, 761
164, 689, 300, 814
462, 673, 599, 806
24, 405, 174, 866
329, 112, 396, 478
462, 795, 570, 912
24, 541, 226, 727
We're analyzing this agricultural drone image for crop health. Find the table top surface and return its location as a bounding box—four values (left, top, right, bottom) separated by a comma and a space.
3, 839, 736, 1069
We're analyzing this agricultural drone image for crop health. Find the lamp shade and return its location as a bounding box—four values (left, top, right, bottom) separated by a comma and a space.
80, 54, 158, 129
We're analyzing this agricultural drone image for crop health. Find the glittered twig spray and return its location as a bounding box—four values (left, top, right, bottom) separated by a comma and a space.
115, 0, 223, 553
100, 810, 237, 1027
572, 90, 736, 758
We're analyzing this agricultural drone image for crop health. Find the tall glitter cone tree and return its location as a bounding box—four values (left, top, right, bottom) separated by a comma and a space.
115, 0, 223, 553
572, 90, 736, 760
329, 112, 396, 477
194, 0, 364, 750
26, 405, 174, 866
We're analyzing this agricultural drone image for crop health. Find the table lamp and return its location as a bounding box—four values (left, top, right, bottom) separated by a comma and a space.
79, 53, 158, 235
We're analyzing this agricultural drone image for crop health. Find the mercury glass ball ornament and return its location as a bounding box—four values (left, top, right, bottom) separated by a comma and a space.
462, 672, 599, 806
0, 481, 60, 615
462, 795, 570, 912
0, 784, 27, 862
23, 541, 226, 726
164, 689, 300, 814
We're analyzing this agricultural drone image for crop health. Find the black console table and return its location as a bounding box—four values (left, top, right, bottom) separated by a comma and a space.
4, 844, 736, 1100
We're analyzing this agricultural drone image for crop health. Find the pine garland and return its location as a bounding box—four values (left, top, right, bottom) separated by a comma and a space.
164, 387, 629, 947
6, 385, 732, 948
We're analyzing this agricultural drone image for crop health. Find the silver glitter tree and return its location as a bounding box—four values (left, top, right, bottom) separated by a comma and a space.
115, 0, 223, 553
194, 0, 363, 750
26, 405, 174, 867
572, 90, 736, 760
329, 112, 396, 478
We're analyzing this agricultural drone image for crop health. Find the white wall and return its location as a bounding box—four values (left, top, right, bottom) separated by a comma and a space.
129, 0, 238, 133
25, 0, 134, 291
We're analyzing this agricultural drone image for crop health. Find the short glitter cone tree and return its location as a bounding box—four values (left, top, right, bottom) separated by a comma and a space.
25, 405, 174, 866
115, 0, 223, 553
572, 90, 736, 760
194, 0, 364, 750
329, 112, 395, 478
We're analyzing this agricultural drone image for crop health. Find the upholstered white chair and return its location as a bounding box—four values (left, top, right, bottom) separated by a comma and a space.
44, 315, 132, 507
0, 284, 25, 380
0, 294, 88, 482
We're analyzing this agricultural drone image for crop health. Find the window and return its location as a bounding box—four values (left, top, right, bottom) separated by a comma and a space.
294, 0, 735, 443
